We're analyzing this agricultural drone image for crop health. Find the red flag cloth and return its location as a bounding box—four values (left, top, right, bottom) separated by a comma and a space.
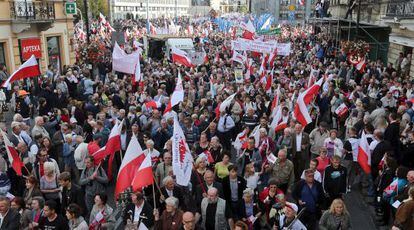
293, 77, 324, 127
2, 55, 40, 88
131, 152, 154, 191
357, 131, 371, 174
1, 131, 23, 176
171, 47, 194, 68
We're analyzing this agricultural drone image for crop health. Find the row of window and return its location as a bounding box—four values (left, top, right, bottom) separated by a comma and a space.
115, 6, 188, 11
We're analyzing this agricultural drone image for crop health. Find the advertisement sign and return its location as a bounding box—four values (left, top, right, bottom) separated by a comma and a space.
20, 38, 42, 61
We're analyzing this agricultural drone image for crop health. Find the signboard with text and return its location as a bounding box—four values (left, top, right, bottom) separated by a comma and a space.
20, 38, 42, 60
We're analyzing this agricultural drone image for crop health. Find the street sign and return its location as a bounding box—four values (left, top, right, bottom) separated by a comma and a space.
65, 2, 77, 15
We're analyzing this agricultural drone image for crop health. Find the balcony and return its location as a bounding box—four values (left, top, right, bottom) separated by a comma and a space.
10, 1, 55, 22
386, 0, 414, 18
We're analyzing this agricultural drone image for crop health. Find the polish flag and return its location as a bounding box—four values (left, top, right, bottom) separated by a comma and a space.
265, 69, 274, 94
232, 50, 246, 65
356, 58, 366, 73
250, 125, 261, 148
234, 129, 249, 151
219, 93, 237, 113
145, 99, 161, 109
132, 55, 141, 84
164, 72, 184, 114
245, 58, 253, 80
115, 134, 146, 198
172, 47, 194, 68
299, 0, 305, 6
200, 150, 214, 164
270, 85, 281, 116
91, 146, 107, 165
172, 116, 194, 186
131, 151, 154, 191
335, 103, 348, 118
384, 178, 398, 196
358, 131, 371, 174
307, 68, 319, 88
0, 130, 23, 176
258, 54, 267, 78
268, 49, 278, 69
240, 20, 255, 40
2, 55, 40, 88
293, 77, 324, 127
270, 106, 287, 133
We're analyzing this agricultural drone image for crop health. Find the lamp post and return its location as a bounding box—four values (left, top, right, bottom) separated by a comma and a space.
83, 0, 90, 44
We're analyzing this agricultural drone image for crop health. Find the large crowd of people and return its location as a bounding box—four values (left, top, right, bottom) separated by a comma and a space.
0, 10, 413, 230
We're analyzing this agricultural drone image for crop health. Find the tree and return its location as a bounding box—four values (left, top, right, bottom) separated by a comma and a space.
76, 0, 109, 20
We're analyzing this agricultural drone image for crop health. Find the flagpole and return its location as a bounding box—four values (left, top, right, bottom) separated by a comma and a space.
152, 174, 162, 194
152, 183, 157, 209
119, 149, 123, 162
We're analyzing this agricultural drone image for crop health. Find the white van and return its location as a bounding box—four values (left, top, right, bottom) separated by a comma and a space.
165, 38, 195, 57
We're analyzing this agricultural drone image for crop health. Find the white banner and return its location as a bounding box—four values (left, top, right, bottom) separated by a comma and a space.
188, 51, 206, 66
231, 38, 291, 56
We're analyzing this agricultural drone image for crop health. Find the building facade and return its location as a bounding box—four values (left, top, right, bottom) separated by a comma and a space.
111, 0, 191, 19
329, 0, 414, 77
0, 0, 75, 73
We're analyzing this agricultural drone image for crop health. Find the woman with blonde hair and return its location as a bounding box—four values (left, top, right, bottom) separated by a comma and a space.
40, 161, 61, 212
319, 199, 352, 230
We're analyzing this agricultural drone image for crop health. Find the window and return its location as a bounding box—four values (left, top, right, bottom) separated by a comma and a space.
47, 36, 61, 73
0, 43, 5, 66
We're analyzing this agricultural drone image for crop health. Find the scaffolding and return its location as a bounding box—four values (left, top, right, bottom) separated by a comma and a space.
309, 17, 391, 62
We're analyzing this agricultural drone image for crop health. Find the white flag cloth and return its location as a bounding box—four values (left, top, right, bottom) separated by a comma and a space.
172, 116, 194, 186
219, 93, 236, 113
112, 42, 140, 74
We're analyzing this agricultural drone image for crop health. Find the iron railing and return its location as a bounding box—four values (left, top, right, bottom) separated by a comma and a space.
10, 1, 55, 21
386, 0, 414, 18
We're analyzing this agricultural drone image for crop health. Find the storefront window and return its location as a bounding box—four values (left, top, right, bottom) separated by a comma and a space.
47, 36, 61, 73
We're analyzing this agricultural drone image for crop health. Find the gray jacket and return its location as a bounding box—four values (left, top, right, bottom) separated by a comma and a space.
79, 166, 108, 196
319, 210, 352, 230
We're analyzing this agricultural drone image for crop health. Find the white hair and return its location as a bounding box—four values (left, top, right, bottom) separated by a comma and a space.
35, 116, 43, 125
43, 161, 55, 174
13, 114, 23, 122
162, 176, 174, 186
165, 196, 179, 208
146, 139, 154, 146
243, 188, 254, 198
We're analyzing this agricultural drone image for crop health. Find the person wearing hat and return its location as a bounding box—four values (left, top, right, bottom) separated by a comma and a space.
16, 90, 32, 125
277, 202, 307, 230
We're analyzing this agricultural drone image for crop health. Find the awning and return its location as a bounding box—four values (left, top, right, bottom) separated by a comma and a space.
389, 34, 414, 48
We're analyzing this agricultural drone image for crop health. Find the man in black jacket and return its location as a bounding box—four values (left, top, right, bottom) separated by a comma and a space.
194, 170, 223, 207
371, 130, 393, 180
0, 196, 20, 230
222, 165, 246, 220
323, 155, 347, 204
123, 191, 154, 229
292, 170, 325, 230
156, 176, 185, 213
58, 172, 85, 215
384, 112, 400, 160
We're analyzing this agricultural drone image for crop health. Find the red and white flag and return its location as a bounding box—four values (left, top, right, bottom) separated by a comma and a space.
234, 129, 249, 151
270, 106, 288, 133
356, 58, 366, 73
270, 85, 281, 116
384, 179, 398, 196
358, 131, 371, 174
299, 0, 305, 6
232, 50, 247, 65
293, 77, 324, 127
250, 125, 261, 148
172, 116, 194, 186
268, 49, 278, 69
171, 47, 194, 68
240, 20, 255, 40
307, 68, 319, 88
335, 103, 348, 118
131, 151, 154, 191
258, 54, 267, 78
1, 130, 23, 176
145, 99, 161, 109
164, 72, 184, 113
115, 134, 146, 198
2, 55, 40, 88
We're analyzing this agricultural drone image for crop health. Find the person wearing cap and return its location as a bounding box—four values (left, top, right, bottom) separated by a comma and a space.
277, 202, 306, 230
16, 90, 32, 125
123, 191, 154, 229
309, 121, 329, 159
292, 169, 325, 229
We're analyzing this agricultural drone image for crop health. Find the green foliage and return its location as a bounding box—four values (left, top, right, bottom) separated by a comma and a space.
76, 0, 109, 20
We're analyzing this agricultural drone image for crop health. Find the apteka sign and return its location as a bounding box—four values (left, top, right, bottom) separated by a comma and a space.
20, 38, 42, 60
